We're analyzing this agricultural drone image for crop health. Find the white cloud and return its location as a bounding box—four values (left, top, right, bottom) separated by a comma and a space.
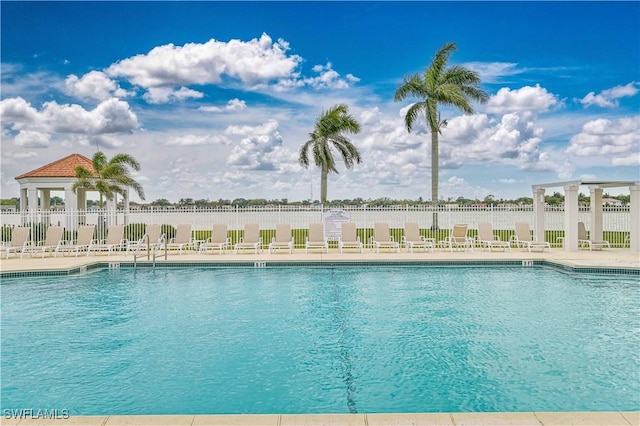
485, 84, 561, 114
0, 97, 40, 130
0, 97, 140, 151
225, 120, 278, 136
579, 82, 639, 108
143, 86, 204, 104
498, 178, 518, 184
13, 130, 50, 148
106, 33, 302, 91
165, 134, 231, 146
198, 98, 247, 113
64, 70, 131, 101
566, 116, 640, 165
41, 98, 140, 134
301, 62, 360, 90
227, 132, 285, 170
462, 62, 522, 83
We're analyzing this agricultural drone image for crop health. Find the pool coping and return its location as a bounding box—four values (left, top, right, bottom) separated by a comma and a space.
2, 411, 639, 425
1, 257, 639, 279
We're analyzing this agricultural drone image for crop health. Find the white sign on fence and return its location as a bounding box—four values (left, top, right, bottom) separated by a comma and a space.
323, 209, 351, 241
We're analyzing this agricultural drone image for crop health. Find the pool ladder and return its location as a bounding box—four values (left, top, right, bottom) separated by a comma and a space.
132, 235, 168, 269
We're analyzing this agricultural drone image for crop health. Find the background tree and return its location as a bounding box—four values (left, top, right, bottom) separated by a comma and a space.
394, 42, 488, 228
299, 104, 362, 204
73, 151, 145, 207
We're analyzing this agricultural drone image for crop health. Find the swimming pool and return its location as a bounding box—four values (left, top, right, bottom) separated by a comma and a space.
1, 266, 638, 415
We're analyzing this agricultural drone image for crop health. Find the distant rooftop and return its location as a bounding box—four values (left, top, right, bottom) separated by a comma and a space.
15, 154, 94, 180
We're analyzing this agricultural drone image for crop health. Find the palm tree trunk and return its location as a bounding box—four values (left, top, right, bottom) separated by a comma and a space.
431, 131, 439, 231
320, 168, 328, 205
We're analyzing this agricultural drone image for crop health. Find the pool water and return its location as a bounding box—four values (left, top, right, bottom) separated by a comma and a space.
1, 267, 638, 415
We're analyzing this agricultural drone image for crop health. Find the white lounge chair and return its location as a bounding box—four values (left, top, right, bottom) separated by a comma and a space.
305, 223, 328, 253
372, 222, 399, 253
578, 221, 610, 250
268, 223, 294, 254
235, 223, 262, 254
476, 222, 510, 252
512, 222, 550, 252
441, 224, 473, 252
3, 226, 31, 259
166, 224, 194, 254
87, 224, 126, 255
199, 224, 230, 254
24, 226, 64, 258
402, 222, 435, 253
131, 224, 166, 254
338, 222, 363, 253
56, 225, 95, 257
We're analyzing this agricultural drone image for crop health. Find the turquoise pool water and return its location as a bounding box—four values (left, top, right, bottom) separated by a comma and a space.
1, 266, 638, 415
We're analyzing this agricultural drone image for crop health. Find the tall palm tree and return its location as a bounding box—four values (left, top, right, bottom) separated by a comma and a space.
299, 104, 362, 204
394, 42, 488, 228
73, 151, 145, 207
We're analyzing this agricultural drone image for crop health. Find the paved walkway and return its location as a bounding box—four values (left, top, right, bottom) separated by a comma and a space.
2, 412, 639, 425
2, 247, 639, 273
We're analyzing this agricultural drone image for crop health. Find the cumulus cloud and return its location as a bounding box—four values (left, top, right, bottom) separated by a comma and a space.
485, 84, 561, 114
198, 98, 247, 113
65, 70, 131, 101
225, 119, 278, 136
227, 132, 285, 170
41, 98, 140, 134
13, 130, 50, 148
143, 86, 204, 104
566, 116, 640, 165
0, 96, 140, 150
224, 120, 295, 171
165, 134, 231, 146
578, 82, 639, 108
304, 62, 360, 89
106, 33, 301, 90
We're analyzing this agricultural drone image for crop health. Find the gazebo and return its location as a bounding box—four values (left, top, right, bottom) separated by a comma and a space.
531, 180, 639, 252
14, 153, 129, 211
15, 154, 92, 211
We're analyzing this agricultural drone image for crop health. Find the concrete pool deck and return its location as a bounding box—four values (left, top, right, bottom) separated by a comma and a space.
1, 248, 638, 426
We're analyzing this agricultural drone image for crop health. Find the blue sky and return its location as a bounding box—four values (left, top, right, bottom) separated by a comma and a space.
2, 1, 639, 203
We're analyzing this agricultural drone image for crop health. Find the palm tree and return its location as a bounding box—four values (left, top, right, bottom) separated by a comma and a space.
394, 42, 488, 228
299, 104, 362, 204
73, 151, 145, 208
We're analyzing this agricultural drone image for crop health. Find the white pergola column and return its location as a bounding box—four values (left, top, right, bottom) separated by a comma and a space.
630, 185, 640, 252
533, 187, 546, 243
27, 187, 38, 210
41, 189, 51, 210
64, 186, 78, 210
20, 188, 28, 210
564, 184, 579, 251
589, 186, 603, 241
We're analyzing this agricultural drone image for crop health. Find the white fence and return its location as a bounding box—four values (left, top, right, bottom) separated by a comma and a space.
0, 205, 632, 248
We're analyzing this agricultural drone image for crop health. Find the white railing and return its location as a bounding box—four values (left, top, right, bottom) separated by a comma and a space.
0, 205, 632, 249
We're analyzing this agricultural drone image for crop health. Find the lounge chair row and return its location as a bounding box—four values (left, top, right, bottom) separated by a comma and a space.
2, 220, 612, 259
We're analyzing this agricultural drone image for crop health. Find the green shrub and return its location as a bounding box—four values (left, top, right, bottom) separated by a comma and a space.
125, 223, 146, 242
161, 225, 176, 240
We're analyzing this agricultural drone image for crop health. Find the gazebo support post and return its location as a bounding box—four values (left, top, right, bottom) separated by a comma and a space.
630, 185, 640, 252
563, 184, 579, 252
589, 186, 603, 242
533, 187, 546, 244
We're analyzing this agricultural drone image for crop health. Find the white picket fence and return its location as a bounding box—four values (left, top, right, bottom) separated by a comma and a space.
0, 205, 632, 248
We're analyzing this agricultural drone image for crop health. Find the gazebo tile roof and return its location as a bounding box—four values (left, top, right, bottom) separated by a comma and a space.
15, 154, 94, 179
